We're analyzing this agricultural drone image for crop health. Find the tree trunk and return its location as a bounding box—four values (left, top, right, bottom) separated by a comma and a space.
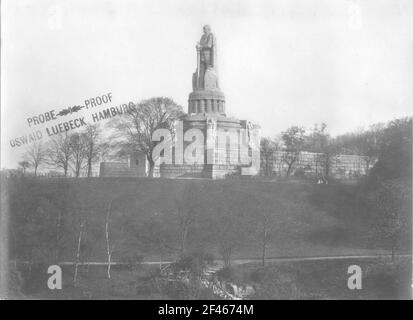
87, 158, 92, 177
261, 224, 267, 267
180, 223, 189, 257
148, 161, 155, 178
74, 220, 84, 286
222, 247, 232, 267
87, 143, 94, 178
146, 152, 155, 177
105, 221, 112, 279
286, 163, 293, 177
105, 200, 114, 279
55, 210, 62, 262
285, 156, 297, 177
324, 157, 330, 180
265, 159, 271, 176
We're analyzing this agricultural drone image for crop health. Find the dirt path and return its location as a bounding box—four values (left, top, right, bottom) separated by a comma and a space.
42, 253, 411, 267
230, 253, 412, 265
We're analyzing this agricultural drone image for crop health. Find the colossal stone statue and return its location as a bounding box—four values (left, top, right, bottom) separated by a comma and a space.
189, 25, 225, 115
193, 25, 219, 91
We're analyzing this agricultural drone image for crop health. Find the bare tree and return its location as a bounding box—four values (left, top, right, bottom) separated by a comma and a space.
69, 132, 88, 177
215, 214, 244, 267
105, 199, 114, 279
316, 144, 339, 181
373, 180, 411, 262
356, 124, 384, 171
46, 132, 72, 177
210, 191, 251, 267
24, 142, 46, 176
108, 97, 184, 177
305, 124, 339, 181
83, 124, 102, 177
252, 196, 285, 266
98, 141, 111, 162
18, 160, 30, 175
73, 217, 86, 286
104, 196, 139, 279
333, 122, 385, 171
172, 183, 203, 257
260, 137, 281, 176
281, 126, 306, 176
258, 211, 272, 266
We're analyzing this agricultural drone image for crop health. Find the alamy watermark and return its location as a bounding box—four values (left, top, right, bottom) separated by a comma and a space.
150, 120, 261, 175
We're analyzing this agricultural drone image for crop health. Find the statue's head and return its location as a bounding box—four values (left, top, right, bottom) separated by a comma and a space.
203, 25, 211, 34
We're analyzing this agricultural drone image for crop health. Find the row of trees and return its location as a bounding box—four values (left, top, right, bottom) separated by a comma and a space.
271, 117, 412, 262
107, 97, 184, 177
15, 94, 410, 181
17, 97, 184, 178
260, 118, 407, 178
18, 124, 108, 177
261, 123, 340, 178
366, 118, 412, 261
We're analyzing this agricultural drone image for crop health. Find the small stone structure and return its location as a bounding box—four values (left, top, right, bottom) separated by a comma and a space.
99, 152, 148, 177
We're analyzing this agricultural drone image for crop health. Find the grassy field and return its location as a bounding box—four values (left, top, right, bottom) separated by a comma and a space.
11, 257, 411, 300
4, 176, 411, 299
218, 256, 412, 300
6, 176, 405, 262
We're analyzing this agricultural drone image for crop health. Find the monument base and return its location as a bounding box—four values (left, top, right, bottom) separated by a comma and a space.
157, 164, 240, 179
153, 113, 258, 179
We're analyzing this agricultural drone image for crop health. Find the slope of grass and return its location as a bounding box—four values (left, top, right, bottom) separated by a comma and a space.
222, 256, 412, 300
6, 177, 400, 263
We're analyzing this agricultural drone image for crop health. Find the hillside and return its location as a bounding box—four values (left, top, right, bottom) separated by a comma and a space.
6, 176, 403, 264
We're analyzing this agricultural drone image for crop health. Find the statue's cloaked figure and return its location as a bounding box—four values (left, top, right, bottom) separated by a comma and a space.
193, 25, 219, 91
199, 25, 215, 69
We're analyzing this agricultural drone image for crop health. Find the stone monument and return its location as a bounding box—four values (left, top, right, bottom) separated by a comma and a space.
189, 25, 224, 114
100, 25, 375, 180
157, 25, 260, 179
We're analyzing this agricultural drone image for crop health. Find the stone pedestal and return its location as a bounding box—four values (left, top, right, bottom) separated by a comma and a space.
188, 90, 226, 115
156, 113, 259, 179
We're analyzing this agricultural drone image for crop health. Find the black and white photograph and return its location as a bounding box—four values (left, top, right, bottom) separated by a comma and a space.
0, 0, 412, 303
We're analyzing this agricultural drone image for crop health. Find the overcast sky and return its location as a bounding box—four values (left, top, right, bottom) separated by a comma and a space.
1, 0, 413, 168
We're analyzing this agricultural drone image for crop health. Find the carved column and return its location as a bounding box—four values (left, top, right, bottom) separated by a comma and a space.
206, 99, 212, 113
200, 100, 205, 113
206, 118, 217, 165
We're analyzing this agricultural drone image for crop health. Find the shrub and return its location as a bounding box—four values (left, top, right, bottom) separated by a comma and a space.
216, 266, 236, 282
170, 252, 215, 277
8, 268, 24, 298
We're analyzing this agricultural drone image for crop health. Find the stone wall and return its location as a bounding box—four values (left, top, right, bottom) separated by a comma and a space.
99, 162, 143, 178
158, 164, 240, 179
263, 151, 374, 179
158, 164, 206, 178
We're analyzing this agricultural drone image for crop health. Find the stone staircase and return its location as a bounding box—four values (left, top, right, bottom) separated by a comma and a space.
160, 260, 254, 300
203, 261, 224, 279
201, 261, 254, 300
